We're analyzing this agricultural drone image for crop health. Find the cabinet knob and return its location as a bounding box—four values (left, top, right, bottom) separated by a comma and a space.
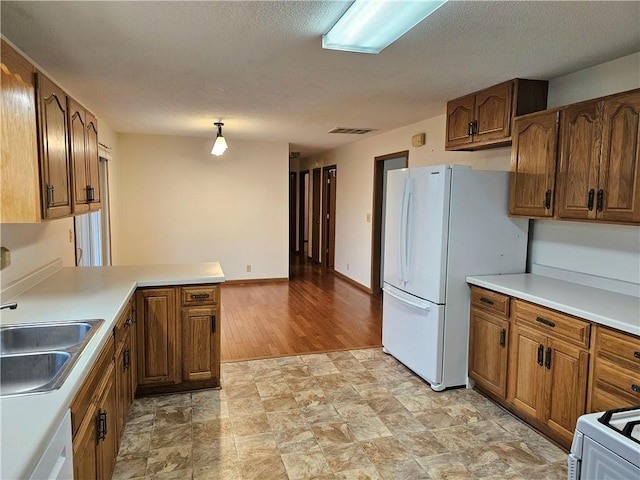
46, 185, 55, 207
544, 347, 552, 370
211, 315, 217, 333
537, 344, 544, 366
632, 384, 640, 394
499, 329, 506, 348
544, 190, 552, 210
596, 189, 604, 212
587, 189, 595, 211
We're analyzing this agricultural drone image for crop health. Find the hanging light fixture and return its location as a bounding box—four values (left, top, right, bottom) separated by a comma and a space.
211, 122, 228, 156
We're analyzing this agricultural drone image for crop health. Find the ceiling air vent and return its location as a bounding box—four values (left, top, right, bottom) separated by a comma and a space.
328, 127, 375, 135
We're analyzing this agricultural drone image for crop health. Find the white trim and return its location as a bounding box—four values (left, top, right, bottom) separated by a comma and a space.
0, 258, 63, 302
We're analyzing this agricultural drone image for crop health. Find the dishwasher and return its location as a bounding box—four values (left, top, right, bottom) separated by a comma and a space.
29, 410, 73, 480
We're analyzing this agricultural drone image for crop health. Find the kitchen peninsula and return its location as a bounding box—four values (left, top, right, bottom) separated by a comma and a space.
0, 262, 225, 479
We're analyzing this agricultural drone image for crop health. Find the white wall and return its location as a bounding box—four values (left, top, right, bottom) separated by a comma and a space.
110, 134, 289, 280
299, 52, 640, 291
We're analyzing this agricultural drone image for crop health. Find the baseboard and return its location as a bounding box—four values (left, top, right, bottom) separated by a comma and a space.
332, 270, 373, 294
223, 277, 289, 286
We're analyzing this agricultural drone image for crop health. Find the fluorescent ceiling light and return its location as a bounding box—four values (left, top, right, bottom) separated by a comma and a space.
322, 0, 447, 54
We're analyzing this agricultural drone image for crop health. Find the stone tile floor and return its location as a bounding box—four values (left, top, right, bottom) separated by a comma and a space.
114, 348, 567, 479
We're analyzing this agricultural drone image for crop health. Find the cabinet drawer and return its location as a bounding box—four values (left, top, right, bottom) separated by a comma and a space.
114, 300, 134, 347
470, 287, 510, 318
513, 299, 590, 348
182, 285, 218, 306
596, 326, 640, 370
70, 334, 114, 437
593, 359, 640, 406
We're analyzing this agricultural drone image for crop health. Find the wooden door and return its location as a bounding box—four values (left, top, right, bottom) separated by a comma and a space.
598, 89, 640, 223
509, 109, 560, 217
557, 100, 603, 220
36, 72, 72, 219
96, 363, 117, 480
468, 308, 509, 399
445, 94, 475, 149
289, 172, 297, 253
137, 288, 179, 385
86, 111, 101, 209
322, 166, 337, 269
474, 81, 513, 144
311, 168, 321, 263
68, 97, 90, 214
72, 405, 98, 480
182, 305, 218, 382
507, 324, 547, 419
543, 337, 589, 446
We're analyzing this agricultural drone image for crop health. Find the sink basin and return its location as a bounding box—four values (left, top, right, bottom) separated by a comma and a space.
0, 319, 104, 397
0, 320, 101, 354
0, 351, 71, 396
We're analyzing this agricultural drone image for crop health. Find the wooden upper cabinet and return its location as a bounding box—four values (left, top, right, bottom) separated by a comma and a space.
68, 97, 101, 214
36, 72, 73, 219
0, 40, 41, 223
598, 90, 640, 223
509, 109, 560, 217
446, 79, 548, 151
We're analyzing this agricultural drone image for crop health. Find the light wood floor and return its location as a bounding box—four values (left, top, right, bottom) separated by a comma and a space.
220, 256, 382, 362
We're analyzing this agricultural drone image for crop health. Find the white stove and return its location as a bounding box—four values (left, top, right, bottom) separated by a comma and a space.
569, 406, 640, 480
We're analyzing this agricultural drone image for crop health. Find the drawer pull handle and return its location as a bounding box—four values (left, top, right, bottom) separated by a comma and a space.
632, 384, 640, 393
96, 411, 107, 442
536, 316, 555, 328
499, 329, 506, 348
587, 189, 595, 211
634, 351, 640, 359
191, 293, 210, 300
596, 189, 604, 212
124, 317, 133, 328
123, 348, 130, 370
544, 347, 552, 370
479, 297, 494, 305
544, 190, 552, 210
537, 344, 544, 366
211, 315, 217, 333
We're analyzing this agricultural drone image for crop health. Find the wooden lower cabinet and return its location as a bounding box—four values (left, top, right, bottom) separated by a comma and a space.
96, 364, 118, 480
72, 405, 98, 480
182, 305, 220, 382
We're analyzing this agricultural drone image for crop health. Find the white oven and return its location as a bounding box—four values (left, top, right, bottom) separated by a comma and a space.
568, 406, 640, 480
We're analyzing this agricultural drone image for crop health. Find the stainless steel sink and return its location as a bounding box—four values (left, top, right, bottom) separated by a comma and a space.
0, 320, 101, 354
0, 351, 71, 396
0, 319, 104, 397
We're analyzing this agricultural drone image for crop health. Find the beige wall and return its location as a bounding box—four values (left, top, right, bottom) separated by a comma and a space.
110, 134, 289, 280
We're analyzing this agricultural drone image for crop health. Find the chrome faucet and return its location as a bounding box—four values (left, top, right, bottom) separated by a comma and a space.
0, 302, 17, 310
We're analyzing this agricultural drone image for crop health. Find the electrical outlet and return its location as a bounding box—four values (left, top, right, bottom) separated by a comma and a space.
0, 247, 10, 270
246, 264, 251, 273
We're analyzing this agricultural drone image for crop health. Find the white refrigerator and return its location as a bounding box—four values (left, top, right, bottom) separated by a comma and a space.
382, 164, 528, 391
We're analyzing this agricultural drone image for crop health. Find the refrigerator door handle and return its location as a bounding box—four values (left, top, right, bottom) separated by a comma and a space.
403, 179, 414, 283
398, 178, 410, 282
384, 286, 431, 311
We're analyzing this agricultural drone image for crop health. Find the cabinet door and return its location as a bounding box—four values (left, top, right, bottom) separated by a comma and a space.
115, 332, 132, 447
557, 101, 603, 220
445, 95, 475, 149
0, 40, 40, 223
182, 305, 219, 382
468, 307, 509, 398
507, 324, 547, 419
474, 81, 513, 144
68, 97, 90, 214
137, 288, 179, 385
72, 405, 98, 480
598, 89, 640, 223
86, 111, 101, 209
542, 337, 589, 446
509, 110, 560, 217
96, 363, 117, 480
36, 72, 72, 219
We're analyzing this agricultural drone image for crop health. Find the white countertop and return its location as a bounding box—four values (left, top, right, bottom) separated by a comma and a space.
466, 273, 640, 337
0, 263, 224, 480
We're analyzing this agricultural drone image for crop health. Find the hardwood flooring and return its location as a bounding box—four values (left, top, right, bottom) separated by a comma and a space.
220, 256, 382, 362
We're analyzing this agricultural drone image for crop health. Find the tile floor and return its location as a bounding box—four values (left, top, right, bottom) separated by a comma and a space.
114, 348, 568, 479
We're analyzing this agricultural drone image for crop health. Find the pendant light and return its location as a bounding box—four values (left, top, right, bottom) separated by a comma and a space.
211, 122, 228, 156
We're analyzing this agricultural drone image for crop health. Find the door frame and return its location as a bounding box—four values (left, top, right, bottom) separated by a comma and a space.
298, 170, 309, 255
371, 151, 409, 296
311, 168, 321, 263
322, 165, 337, 269
289, 171, 297, 253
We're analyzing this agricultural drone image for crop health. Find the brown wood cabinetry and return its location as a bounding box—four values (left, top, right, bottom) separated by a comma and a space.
507, 299, 590, 447
468, 287, 510, 399
114, 300, 136, 445
589, 325, 640, 411
508, 109, 560, 217
446, 79, 548, 151
558, 89, 640, 223
0, 40, 41, 223
68, 97, 101, 213
95, 363, 117, 480
182, 285, 220, 384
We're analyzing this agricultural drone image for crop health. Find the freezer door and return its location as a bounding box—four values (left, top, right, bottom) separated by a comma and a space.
383, 168, 410, 290
382, 284, 444, 387
403, 166, 450, 304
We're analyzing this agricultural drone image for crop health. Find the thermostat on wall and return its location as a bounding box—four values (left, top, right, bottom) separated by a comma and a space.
412, 133, 425, 147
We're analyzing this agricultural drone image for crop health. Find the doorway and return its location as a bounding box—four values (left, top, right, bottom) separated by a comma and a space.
289, 172, 297, 253
311, 168, 321, 263
370, 151, 408, 296
298, 170, 309, 256
322, 166, 337, 269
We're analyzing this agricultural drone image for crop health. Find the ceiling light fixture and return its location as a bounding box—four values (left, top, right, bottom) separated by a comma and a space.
211, 122, 228, 156
322, 0, 448, 54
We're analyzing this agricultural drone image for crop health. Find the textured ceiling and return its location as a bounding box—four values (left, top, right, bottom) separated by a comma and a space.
2, 1, 639, 157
